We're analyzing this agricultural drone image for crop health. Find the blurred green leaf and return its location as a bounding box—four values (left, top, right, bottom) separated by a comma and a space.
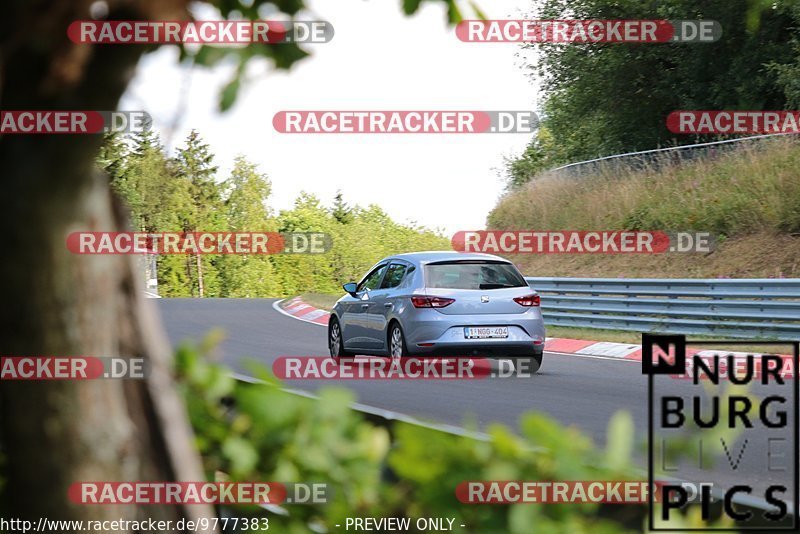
193, 46, 231, 67
219, 75, 241, 112
604, 411, 634, 471
469, 1, 488, 20
403, 0, 424, 15
447, 0, 463, 23
223, 436, 259, 476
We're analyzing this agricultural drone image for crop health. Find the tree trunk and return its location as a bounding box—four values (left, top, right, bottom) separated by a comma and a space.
196, 254, 205, 298
0, 1, 215, 531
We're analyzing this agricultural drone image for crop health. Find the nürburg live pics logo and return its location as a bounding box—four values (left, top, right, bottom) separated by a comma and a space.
643, 333, 798, 530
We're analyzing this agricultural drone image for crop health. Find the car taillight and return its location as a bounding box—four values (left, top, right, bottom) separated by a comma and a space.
513, 294, 540, 307
411, 296, 455, 308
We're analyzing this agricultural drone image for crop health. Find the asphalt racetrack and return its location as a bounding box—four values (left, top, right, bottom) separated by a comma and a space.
157, 298, 796, 511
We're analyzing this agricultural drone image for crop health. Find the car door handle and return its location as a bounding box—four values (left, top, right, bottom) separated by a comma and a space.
384, 303, 393, 308
361, 303, 370, 309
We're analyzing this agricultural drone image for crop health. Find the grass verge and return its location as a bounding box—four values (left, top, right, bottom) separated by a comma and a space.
297, 291, 339, 311
489, 137, 800, 278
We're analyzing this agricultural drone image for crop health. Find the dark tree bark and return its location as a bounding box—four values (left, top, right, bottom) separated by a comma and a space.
0, 1, 215, 530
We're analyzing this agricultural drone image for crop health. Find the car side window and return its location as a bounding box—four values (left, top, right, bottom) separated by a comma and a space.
380, 263, 407, 289
357, 264, 388, 292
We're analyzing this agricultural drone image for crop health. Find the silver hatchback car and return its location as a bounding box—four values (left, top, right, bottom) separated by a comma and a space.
328, 251, 545, 372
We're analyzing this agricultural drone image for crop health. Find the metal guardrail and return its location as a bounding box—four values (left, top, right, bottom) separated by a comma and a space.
525, 277, 800, 341
538, 133, 795, 180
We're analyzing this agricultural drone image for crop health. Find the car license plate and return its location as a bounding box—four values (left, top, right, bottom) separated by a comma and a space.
464, 326, 509, 339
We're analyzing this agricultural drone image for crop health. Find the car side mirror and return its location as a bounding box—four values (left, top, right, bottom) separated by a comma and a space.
343, 282, 358, 296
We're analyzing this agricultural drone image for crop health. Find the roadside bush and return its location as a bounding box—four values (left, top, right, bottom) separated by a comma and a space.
175, 340, 650, 533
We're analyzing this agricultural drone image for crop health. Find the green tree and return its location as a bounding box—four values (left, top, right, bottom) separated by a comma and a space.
274, 192, 339, 295
104, 130, 194, 297
504, 127, 560, 188
507, 0, 799, 187
771, 2, 800, 107
173, 130, 224, 297
329, 204, 449, 285
97, 131, 129, 188
124, 129, 189, 231
219, 156, 281, 297
331, 190, 354, 224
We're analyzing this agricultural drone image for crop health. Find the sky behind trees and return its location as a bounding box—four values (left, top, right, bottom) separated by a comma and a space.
121, 0, 536, 234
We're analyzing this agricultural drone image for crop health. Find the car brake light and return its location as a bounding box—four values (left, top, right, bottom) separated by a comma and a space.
513, 294, 540, 307
411, 296, 455, 308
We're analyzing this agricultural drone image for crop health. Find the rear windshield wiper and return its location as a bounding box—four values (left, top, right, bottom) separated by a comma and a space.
479, 283, 518, 289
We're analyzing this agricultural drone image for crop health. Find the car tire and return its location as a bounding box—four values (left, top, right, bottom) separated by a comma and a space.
329, 317, 353, 359
513, 351, 543, 375
388, 322, 409, 361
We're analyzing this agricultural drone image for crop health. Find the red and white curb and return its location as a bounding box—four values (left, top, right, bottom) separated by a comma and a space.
545, 338, 642, 360
274, 297, 794, 372
274, 297, 638, 361
276, 296, 331, 325
538, 338, 792, 374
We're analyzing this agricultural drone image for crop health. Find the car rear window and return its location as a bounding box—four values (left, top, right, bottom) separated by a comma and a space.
424, 261, 527, 290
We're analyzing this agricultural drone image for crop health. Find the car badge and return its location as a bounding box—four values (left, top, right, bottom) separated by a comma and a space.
481, 295, 489, 303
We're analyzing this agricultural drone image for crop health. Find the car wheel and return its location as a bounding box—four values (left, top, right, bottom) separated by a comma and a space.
388, 322, 409, 361
513, 352, 543, 375
329, 317, 352, 358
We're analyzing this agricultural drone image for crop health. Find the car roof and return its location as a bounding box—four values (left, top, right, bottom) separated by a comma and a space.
386, 251, 511, 265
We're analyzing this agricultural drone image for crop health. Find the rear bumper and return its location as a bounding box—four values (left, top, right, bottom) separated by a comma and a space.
410, 341, 543, 357
399, 308, 545, 357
